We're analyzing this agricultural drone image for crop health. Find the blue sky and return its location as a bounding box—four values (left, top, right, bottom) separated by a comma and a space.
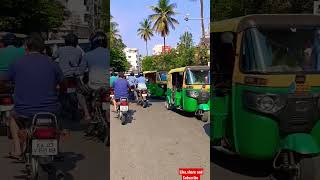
111, 0, 210, 56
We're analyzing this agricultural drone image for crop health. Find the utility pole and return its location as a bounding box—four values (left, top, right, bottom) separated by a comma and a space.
314, 1, 320, 14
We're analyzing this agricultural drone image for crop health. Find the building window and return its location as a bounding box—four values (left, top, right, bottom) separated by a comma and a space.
84, 0, 87, 5
128, 56, 131, 58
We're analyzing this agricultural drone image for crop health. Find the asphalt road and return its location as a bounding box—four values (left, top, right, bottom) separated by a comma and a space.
0, 119, 108, 180
110, 98, 210, 180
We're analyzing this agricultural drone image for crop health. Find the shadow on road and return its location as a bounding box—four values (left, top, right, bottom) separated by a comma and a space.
211, 147, 272, 178
203, 123, 210, 137
149, 96, 165, 102
12, 152, 84, 180
54, 152, 85, 180
111, 109, 136, 125
172, 109, 195, 118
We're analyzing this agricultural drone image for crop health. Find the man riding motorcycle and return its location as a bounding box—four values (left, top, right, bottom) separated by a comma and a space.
136, 72, 147, 91
77, 31, 109, 121
52, 33, 90, 121
112, 72, 129, 112
127, 72, 137, 100
7, 33, 63, 159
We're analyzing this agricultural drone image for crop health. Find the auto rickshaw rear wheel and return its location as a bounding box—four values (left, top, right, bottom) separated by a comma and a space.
296, 156, 320, 180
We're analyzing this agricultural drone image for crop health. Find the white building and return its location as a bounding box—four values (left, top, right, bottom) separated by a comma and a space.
51, 0, 102, 39
124, 48, 140, 71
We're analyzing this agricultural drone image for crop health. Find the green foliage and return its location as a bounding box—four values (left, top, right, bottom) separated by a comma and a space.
111, 48, 130, 72
0, 0, 65, 33
141, 31, 209, 71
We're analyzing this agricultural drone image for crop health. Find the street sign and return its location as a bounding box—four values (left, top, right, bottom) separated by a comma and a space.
314, 1, 320, 14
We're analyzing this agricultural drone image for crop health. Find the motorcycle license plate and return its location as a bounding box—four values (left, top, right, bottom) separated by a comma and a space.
32, 139, 58, 156
67, 88, 76, 93
120, 106, 128, 112
110, 95, 114, 98
102, 102, 108, 110
0, 105, 13, 112
142, 94, 147, 97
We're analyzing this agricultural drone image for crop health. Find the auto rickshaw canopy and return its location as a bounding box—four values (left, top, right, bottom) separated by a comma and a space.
212, 14, 320, 33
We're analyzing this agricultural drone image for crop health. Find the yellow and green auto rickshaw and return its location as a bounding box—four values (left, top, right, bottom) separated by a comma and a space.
144, 71, 167, 97
165, 66, 210, 122
211, 14, 320, 180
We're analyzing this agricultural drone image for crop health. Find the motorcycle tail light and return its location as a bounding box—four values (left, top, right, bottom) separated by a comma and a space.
33, 127, 57, 139
0, 97, 13, 105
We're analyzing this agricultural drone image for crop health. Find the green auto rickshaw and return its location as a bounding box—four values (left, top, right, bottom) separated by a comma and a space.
211, 14, 320, 180
144, 71, 167, 97
165, 66, 210, 122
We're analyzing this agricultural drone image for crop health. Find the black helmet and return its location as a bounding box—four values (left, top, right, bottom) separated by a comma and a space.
90, 31, 107, 50
3, 33, 17, 47
64, 33, 78, 47
130, 72, 134, 76
138, 72, 143, 77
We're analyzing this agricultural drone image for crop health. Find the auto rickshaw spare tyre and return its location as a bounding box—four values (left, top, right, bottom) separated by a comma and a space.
297, 156, 320, 180
201, 111, 209, 122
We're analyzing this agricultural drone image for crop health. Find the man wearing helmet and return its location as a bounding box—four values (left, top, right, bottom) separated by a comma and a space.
52, 33, 90, 120
0, 33, 25, 81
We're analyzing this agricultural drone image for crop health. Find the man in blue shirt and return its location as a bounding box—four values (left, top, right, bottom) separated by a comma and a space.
7, 33, 63, 157
112, 72, 129, 111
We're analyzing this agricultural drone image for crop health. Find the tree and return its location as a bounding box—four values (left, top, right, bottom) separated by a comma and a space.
142, 56, 155, 71
111, 48, 130, 72
137, 19, 154, 56
149, 0, 179, 49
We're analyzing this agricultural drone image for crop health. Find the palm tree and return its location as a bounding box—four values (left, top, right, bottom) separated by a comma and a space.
110, 15, 121, 40
149, 0, 179, 51
137, 19, 154, 56
190, 0, 205, 42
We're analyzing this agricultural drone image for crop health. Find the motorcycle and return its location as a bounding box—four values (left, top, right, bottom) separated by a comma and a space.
137, 89, 149, 108
109, 87, 114, 104
129, 85, 136, 101
85, 89, 109, 145
20, 112, 62, 180
59, 77, 80, 122
0, 82, 14, 136
117, 97, 129, 125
